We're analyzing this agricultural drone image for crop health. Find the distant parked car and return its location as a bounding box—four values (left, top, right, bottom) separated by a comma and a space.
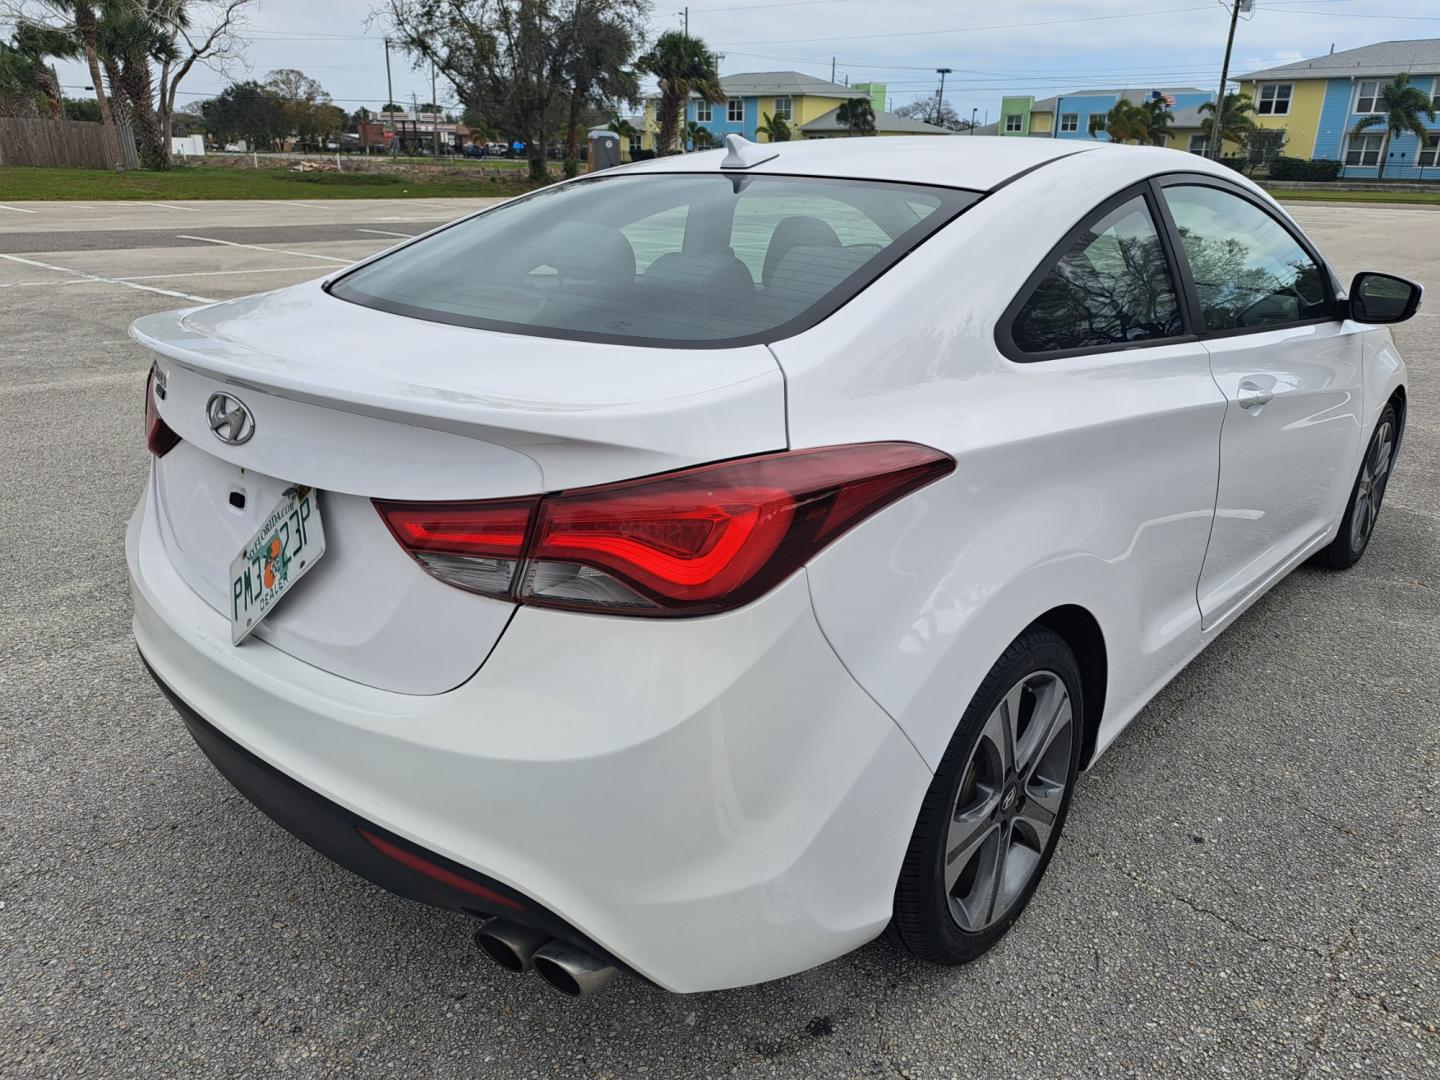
128, 136, 1417, 998
462, 143, 482, 159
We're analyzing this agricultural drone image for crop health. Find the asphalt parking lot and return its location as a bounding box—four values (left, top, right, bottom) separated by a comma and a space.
1, 195, 1437, 1078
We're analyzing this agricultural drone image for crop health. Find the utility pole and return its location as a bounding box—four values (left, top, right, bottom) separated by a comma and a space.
683, 6, 688, 34
431, 60, 439, 159
1208, 0, 1243, 161
384, 38, 395, 155
934, 68, 952, 127
970, 106, 978, 134
831, 56, 836, 83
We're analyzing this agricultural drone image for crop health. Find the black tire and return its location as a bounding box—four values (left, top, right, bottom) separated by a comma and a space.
890, 626, 1083, 964
1312, 403, 1399, 571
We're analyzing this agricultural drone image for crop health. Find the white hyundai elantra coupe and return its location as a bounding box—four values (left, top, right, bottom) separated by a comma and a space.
128, 135, 1417, 997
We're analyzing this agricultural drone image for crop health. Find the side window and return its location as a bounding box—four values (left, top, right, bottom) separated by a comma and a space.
1010, 194, 1183, 355
1161, 185, 1328, 331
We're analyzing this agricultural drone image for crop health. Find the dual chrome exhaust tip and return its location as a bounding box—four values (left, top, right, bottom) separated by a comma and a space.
473, 920, 618, 998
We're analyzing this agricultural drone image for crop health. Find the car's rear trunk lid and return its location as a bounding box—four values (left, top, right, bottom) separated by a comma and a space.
132, 281, 787, 694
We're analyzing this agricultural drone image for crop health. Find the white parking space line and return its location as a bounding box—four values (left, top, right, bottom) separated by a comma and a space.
120, 265, 325, 283
356, 229, 414, 238
2, 265, 323, 289
176, 234, 353, 264
0, 203, 37, 214
260, 199, 330, 211
0, 252, 217, 303
131, 202, 200, 212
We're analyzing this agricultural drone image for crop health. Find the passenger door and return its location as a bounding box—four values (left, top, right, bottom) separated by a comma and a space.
1155, 179, 1365, 627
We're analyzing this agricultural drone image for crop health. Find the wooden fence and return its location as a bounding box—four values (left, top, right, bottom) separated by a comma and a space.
0, 117, 139, 169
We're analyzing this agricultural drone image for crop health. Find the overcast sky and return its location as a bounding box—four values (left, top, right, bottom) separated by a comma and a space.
31, 0, 1440, 122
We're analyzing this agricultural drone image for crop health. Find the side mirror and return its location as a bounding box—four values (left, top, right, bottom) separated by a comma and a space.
1349, 271, 1423, 324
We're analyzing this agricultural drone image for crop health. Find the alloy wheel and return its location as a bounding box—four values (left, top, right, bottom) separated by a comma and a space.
944, 670, 1075, 933
1350, 419, 1395, 553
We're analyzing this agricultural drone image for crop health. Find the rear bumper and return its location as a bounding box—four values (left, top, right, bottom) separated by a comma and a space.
141, 654, 624, 968
127, 477, 932, 993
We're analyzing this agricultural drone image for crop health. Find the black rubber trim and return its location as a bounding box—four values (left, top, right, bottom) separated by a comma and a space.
139, 652, 628, 972
983, 147, 1095, 195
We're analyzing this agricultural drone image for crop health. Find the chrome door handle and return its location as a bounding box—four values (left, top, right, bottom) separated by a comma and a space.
1237, 380, 1274, 409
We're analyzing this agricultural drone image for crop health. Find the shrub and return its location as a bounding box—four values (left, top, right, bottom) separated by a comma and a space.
1268, 157, 1342, 182
562, 157, 580, 179
628, 147, 656, 161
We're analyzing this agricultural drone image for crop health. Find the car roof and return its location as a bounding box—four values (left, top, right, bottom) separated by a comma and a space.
614, 136, 1097, 191
614, 136, 1241, 192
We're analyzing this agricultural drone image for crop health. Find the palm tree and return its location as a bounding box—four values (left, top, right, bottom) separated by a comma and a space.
685, 119, 715, 150
1091, 99, 1149, 144
1352, 74, 1438, 180
836, 96, 875, 136
1198, 92, 1257, 156
638, 31, 724, 155
0, 24, 78, 119
1141, 98, 1173, 146
96, 1, 177, 169
758, 110, 791, 142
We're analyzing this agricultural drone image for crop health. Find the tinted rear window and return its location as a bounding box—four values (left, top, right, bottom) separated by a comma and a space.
328, 173, 976, 348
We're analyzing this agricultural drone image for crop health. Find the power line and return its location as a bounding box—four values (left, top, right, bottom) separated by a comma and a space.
712, 4, 1222, 46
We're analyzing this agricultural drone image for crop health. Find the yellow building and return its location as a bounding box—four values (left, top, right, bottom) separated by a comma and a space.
640, 71, 949, 152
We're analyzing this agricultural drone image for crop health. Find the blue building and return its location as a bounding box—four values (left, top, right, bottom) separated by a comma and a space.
1239, 40, 1440, 179
994, 87, 1213, 141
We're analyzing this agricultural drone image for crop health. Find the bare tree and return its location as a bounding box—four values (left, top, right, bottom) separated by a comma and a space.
150, 0, 252, 165
378, 0, 646, 184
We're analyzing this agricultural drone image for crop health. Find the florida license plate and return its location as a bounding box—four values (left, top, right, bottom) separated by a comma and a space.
229, 485, 326, 645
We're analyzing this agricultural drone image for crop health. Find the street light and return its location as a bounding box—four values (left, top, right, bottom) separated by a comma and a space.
934, 68, 952, 127
970, 107, 978, 135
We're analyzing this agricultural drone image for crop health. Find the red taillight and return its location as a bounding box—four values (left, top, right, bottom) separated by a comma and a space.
374, 443, 953, 617
373, 497, 538, 599
144, 366, 180, 457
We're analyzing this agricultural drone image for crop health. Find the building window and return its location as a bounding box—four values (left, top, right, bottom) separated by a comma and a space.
1005, 113, 1023, 132
628, 133, 642, 155
1188, 134, 1209, 155
1256, 83, 1292, 115
727, 98, 744, 123
1059, 113, 1078, 132
1419, 135, 1440, 168
772, 96, 792, 121
695, 100, 712, 123
1355, 80, 1381, 114
1344, 132, 1385, 166
1431, 77, 1440, 111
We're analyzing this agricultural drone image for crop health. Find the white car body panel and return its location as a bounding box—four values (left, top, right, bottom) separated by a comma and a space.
125, 137, 1411, 991
132, 285, 787, 691
134, 281, 788, 493
130, 483, 931, 992
1197, 322, 1364, 626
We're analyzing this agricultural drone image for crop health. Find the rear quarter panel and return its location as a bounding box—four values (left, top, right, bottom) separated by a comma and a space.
772, 149, 1233, 768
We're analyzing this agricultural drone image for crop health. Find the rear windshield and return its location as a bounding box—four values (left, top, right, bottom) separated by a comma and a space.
328, 173, 977, 348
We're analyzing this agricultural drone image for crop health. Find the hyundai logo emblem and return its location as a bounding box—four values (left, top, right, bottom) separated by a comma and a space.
206, 392, 255, 446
